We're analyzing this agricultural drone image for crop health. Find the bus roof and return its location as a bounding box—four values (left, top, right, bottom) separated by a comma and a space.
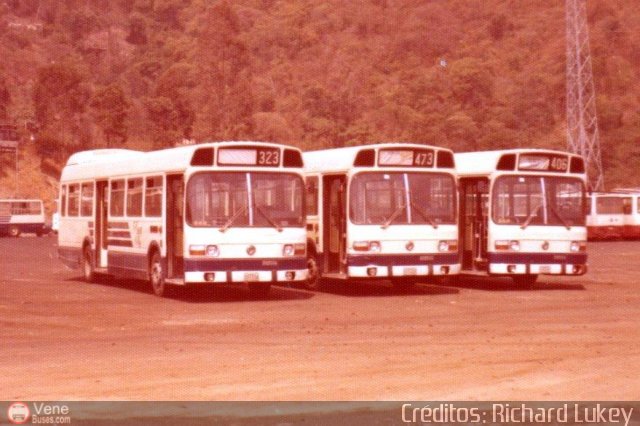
303, 143, 455, 174
61, 141, 303, 181
455, 149, 586, 177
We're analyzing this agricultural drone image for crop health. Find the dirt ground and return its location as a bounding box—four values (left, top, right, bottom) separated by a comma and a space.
1, 237, 639, 402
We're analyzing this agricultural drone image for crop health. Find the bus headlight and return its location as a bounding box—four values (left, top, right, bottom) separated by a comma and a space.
495, 240, 520, 251
283, 243, 306, 256
206, 245, 220, 257
353, 241, 381, 252
438, 240, 458, 252
570, 241, 586, 252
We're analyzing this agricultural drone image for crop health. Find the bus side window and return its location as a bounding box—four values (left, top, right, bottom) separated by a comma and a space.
145, 176, 162, 217
68, 184, 80, 216
81, 182, 94, 217
127, 178, 143, 217
306, 176, 318, 216
60, 186, 67, 217
110, 180, 125, 217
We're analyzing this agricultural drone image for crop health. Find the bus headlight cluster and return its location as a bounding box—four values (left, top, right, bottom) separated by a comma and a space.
495, 240, 520, 251
570, 241, 586, 252
189, 244, 220, 256
353, 241, 381, 252
438, 240, 458, 252
283, 243, 306, 256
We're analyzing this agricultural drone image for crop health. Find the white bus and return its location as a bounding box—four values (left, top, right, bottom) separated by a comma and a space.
455, 149, 588, 287
303, 143, 460, 289
58, 142, 308, 297
615, 189, 640, 239
586, 192, 626, 240
0, 199, 47, 237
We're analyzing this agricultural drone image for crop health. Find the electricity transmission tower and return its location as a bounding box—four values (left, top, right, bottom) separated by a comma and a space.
566, 0, 604, 191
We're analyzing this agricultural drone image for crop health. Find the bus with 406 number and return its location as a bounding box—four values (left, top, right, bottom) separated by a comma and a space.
454, 149, 588, 287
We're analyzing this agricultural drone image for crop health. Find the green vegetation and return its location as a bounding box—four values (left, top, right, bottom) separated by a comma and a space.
1, 0, 639, 198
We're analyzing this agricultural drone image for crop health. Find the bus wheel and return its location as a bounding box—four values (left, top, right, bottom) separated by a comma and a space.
392, 278, 416, 292
305, 255, 320, 290
83, 246, 95, 282
512, 274, 538, 289
149, 252, 167, 297
8, 225, 20, 238
248, 283, 271, 298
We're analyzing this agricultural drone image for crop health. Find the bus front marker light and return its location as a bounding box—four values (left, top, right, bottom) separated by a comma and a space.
509, 240, 520, 251
189, 245, 206, 256
367, 267, 377, 277
206, 245, 219, 257
285, 271, 295, 280
570, 241, 586, 252
440, 265, 450, 274
495, 240, 509, 250
438, 240, 457, 252
507, 265, 517, 273
405, 241, 414, 251
369, 241, 381, 252
204, 272, 215, 282
247, 245, 256, 256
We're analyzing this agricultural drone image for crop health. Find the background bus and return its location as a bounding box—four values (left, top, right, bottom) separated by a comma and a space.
58, 142, 308, 297
0, 199, 47, 237
455, 149, 588, 287
612, 188, 640, 239
586, 192, 626, 240
303, 143, 459, 290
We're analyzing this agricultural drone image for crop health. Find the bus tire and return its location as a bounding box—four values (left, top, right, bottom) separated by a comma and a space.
149, 251, 167, 297
248, 283, 271, 298
304, 254, 321, 290
512, 274, 538, 289
8, 225, 20, 238
83, 246, 95, 282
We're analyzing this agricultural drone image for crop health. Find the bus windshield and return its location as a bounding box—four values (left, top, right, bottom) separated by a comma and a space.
349, 172, 456, 226
492, 175, 585, 227
186, 172, 304, 228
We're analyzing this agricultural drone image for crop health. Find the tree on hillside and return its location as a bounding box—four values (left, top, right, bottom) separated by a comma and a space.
196, 1, 254, 139
90, 84, 130, 147
33, 62, 92, 157
0, 75, 10, 121
145, 62, 196, 148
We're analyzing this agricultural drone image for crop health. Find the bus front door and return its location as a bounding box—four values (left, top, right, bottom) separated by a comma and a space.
95, 180, 108, 268
460, 178, 489, 271
323, 175, 346, 275
166, 175, 184, 278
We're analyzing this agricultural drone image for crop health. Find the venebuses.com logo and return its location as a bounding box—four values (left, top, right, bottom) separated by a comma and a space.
6, 402, 72, 424
7, 402, 30, 424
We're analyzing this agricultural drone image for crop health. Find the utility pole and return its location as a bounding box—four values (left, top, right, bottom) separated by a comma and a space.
566, 0, 604, 191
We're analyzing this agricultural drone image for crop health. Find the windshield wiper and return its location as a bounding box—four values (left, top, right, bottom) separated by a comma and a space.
409, 198, 439, 229
381, 204, 406, 229
255, 204, 283, 232
548, 205, 571, 230
218, 205, 248, 233
520, 204, 543, 230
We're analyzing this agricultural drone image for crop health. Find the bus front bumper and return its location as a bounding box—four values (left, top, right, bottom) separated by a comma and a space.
182, 257, 308, 284
487, 252, 588, 276
346, 253, 460, 278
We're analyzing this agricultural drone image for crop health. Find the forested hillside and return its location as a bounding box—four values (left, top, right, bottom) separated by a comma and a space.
1, 0, 639, 206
